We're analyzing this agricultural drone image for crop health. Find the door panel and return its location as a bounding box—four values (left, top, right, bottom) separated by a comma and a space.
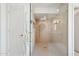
7, 4, 27, 56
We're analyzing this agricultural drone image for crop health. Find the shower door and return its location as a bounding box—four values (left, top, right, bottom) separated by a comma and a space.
31, 3, 68, 56
6, 3, 30, 56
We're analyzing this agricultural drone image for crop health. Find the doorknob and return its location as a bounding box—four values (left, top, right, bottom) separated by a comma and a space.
20, 34, 24, 37
16, 34, 24, 38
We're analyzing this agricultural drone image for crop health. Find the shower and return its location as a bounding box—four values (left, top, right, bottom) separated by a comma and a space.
31, 3, 68, 56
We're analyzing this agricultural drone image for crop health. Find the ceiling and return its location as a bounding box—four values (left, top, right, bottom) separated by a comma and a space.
32, 3, 67, 14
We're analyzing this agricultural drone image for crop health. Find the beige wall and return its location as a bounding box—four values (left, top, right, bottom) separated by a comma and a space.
58, 4, 68, 46
39, 4, 68, 46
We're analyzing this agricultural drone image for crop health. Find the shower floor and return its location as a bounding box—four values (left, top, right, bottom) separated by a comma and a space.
32, 42, 67, 56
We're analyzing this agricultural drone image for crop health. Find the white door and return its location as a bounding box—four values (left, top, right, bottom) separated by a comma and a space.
7, 3, 30, 56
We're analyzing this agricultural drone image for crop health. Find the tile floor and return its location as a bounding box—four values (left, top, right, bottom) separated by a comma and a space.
32, 42, 67, 56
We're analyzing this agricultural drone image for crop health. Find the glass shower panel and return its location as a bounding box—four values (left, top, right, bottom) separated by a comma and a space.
31, 3, 68, 56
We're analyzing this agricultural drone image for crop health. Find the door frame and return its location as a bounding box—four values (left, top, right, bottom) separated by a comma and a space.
68, 3, 74, 56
